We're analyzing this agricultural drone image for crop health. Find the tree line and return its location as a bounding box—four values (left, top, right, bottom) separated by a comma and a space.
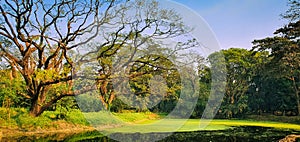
0, 0, 299, 119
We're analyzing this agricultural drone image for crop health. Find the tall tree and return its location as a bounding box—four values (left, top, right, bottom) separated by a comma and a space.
208, 48, 254, 118
93, 39, 199, 111
252, 0, 300, 115
0, 0, 198, 116
75, 0, 200, 112
247, 51, 270, 114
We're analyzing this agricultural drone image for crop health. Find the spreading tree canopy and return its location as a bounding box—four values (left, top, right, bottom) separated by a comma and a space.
0, 0, 201, 116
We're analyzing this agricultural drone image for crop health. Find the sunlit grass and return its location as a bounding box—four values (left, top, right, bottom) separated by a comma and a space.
99, 118, 300, 134
83, 111, 122, 125
208, 119, 300, 130
111, 111, 159, 123
82, 112, 300, 134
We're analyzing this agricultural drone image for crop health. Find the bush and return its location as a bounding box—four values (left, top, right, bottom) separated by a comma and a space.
83, 111, 122, 125
65, 109, 89, 125
75, 94, 103, 112
0, 108, 52, 130
112, 111, 159, 123
16, 113, 52, 130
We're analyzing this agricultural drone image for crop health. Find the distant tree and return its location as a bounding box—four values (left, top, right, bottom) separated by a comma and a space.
246, 51, 270, 114
202, 50, 227, 119
76, 93, 103, 112
127, 55, 181, 112
191, 64, 211, 118
208, 48, 254, 118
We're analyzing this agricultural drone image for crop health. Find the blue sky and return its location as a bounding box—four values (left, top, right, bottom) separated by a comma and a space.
171, 0, 289, 49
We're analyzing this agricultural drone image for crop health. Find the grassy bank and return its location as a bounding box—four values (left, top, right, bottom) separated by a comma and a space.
0, 108, 92, 138
0, 108, 160, 138
245, 114, 300, 124
1, 108, 300, 139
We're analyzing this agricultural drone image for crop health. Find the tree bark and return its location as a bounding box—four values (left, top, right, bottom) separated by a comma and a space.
291, 77, 300, 115
99, 95, 108, 110
296, 91, 300, 116
296, 94, 300, 116
29, 88, 47, 117
29, 99, 42, 117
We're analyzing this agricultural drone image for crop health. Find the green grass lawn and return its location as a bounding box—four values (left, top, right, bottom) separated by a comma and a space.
99, 118, 300, 134
80, 111, 300, 134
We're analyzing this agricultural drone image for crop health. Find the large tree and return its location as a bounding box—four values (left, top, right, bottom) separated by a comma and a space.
207, 48, 255, 118
0, 0, 110, 116
252, 0, 300, 115
0, 0, 199, 116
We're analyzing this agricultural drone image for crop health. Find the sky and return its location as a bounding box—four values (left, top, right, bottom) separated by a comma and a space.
170, 0, 289, 49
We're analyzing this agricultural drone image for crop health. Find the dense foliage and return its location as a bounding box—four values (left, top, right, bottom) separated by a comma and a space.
0, 0, 300, 119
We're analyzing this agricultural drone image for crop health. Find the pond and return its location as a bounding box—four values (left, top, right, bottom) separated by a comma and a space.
3, 126, 300, 142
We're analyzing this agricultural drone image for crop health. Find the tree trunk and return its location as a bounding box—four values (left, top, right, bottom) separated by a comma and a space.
291, 77, 300, 115
108, 91, 115, 111
297, 97, 300, 116
29, 88, 47, 117
29, 100, 43, 117
98, 79, 115, 111
98, 90, 115, 111
99, 95, 108, 110
296, 93, 300, 116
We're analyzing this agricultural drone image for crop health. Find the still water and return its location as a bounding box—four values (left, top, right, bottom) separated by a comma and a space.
3, 126, 300, 142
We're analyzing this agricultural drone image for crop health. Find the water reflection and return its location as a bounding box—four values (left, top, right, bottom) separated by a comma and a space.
3, 126, 300, 142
